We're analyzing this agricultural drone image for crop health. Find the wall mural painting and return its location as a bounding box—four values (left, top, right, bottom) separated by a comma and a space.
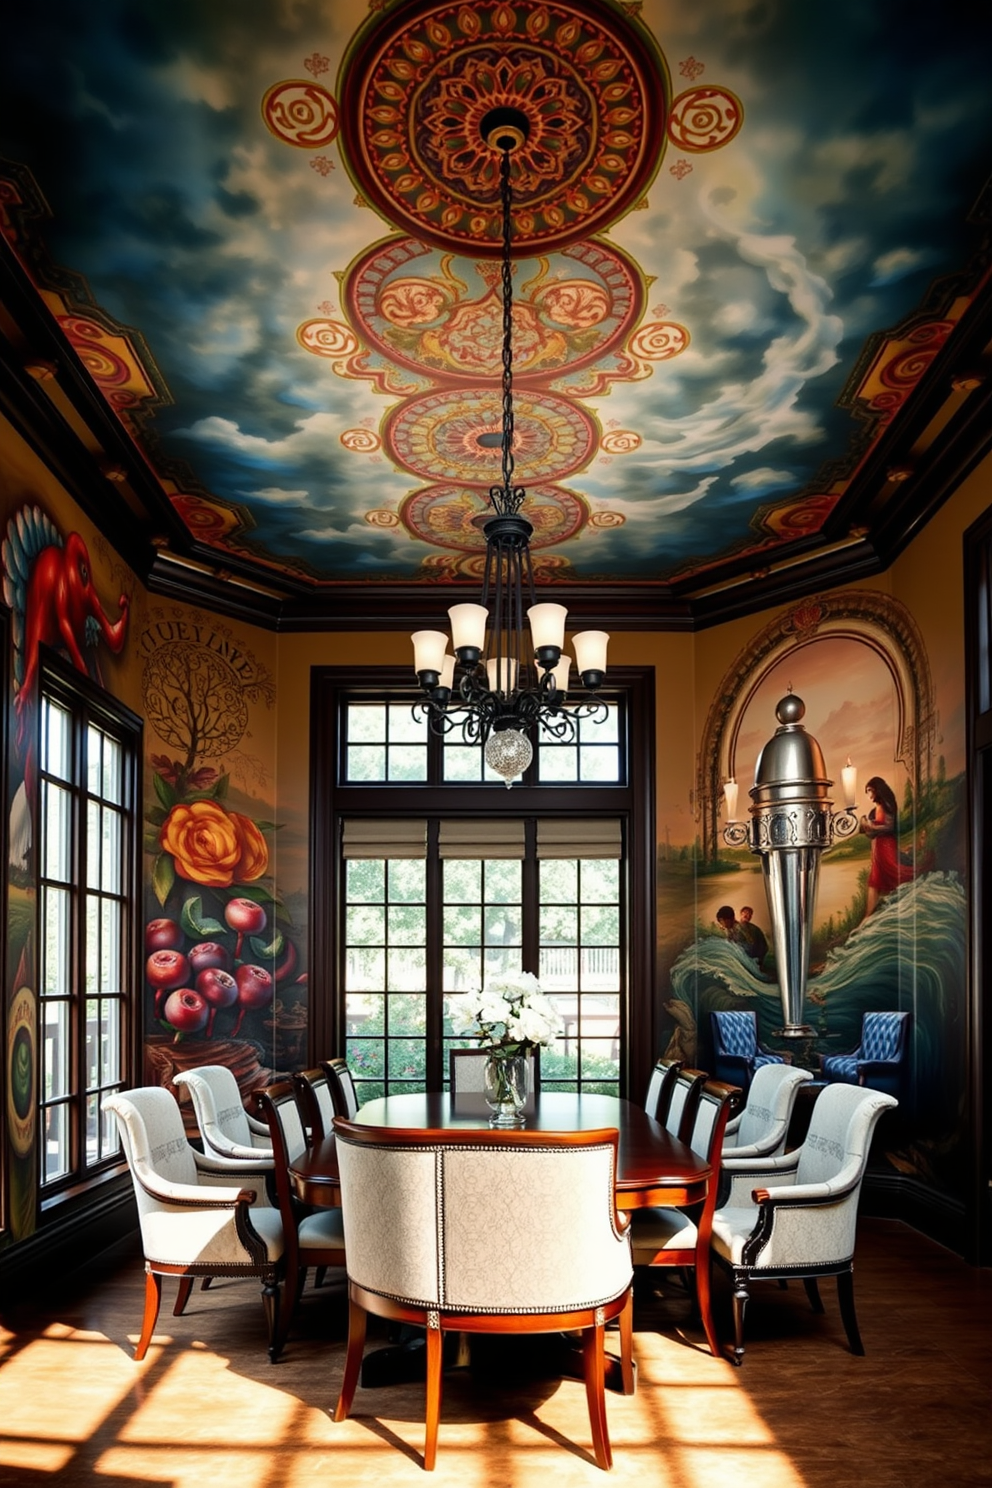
2, 504, 132, 1240
659, 594, 967, 1200
139, 614, 302, 1129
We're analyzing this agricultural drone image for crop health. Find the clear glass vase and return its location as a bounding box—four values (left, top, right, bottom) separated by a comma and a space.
483, 1051, 528, 1128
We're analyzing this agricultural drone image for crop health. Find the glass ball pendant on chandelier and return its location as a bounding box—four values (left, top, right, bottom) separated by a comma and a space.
410, 107, 610, 786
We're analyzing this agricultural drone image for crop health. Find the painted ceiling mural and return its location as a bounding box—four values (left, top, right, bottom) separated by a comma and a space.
1, 0, 990, 593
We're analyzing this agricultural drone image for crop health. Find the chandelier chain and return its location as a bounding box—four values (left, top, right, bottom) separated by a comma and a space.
497, 145, 521, 516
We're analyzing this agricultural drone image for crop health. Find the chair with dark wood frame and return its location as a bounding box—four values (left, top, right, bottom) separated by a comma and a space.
663, 1067, 708, 1144
293, 1066, 337, 1143
624, 1078, 737, 1360
331, 1117, 632, 1471
644, 1056, 681, 1126
255, 1079, 346, 1360
102, 1087, 282, 1361
713, 1082, 898, 1363
321, 1057, 359, 1119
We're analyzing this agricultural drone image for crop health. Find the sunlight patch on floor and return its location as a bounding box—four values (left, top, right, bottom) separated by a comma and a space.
0, 1439, 75, 1474
0, 1330, 140, 1440
95, 1447, 283, 1486
117, 1350, 299, 1446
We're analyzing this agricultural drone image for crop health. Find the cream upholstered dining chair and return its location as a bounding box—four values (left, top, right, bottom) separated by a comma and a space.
722, 1063, 813, 1161
332, 1119, 633, 1471
321, 1057, 359, 1119
102, 1087, 284, 1360
173, 1064, 274, 1166
643, 1056, 681, 1125
254, 1080, 346, 1360
624, 1078, 737, 1360
712, 1082, 897, 1363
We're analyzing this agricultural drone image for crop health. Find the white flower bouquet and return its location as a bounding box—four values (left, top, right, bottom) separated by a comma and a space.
447, 971, 563, 1055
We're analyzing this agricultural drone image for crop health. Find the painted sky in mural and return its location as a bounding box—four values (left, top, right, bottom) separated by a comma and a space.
2, 1, 990, 584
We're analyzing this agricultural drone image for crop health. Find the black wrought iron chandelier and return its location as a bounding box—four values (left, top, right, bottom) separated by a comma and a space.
411, 108, 609, 787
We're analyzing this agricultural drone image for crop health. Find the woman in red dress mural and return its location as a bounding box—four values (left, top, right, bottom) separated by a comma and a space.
860, 776, 915, 915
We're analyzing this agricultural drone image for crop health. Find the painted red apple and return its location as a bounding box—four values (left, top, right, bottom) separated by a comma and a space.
225, 898, 267, 959
231, 962, 273, 1034
196, 967, 238, 1036
147, 948, 191, 1017
145, 918, 183, 953
188, 941, 230, 976
162, 987, 209, 1039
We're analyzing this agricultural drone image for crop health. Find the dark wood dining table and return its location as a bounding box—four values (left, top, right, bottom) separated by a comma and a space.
289, 1089, 710, 1211
288, 1091, 709, 1394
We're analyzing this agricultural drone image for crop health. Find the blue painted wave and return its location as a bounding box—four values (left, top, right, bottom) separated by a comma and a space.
669, 872, 966, 1137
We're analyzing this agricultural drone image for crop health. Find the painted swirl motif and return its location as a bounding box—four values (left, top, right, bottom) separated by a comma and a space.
262, 81, 340, 148
341, 428, 382, 452
628, 321, 690, 360
667, 86, 743, 152
297, 319, 360, 358
600, 429, 641, 454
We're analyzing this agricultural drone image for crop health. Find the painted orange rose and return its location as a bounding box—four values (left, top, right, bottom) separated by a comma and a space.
231, 811, 269, 882
159, 800, 242, 887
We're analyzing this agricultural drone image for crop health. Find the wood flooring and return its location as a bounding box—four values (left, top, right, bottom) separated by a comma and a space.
0, 1217, 989, 1488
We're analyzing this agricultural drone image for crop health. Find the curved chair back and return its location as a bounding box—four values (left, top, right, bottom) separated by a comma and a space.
711, 1010, 785, 1091
795, 1083, 896, 1215
822, 1011, 911, 1101
665, 1068, 707, 1144
294, 1067, 336, 1142
173, 1064, 273, 1162
103, 1086, 283, 1361
332, 1118, 632, 1469
321, 1057, 359, 1119
334, 1119, 630, 1314
105, 1086, 202, 1239
644, 1056, 681, 1125
723, 1064, 813, 1159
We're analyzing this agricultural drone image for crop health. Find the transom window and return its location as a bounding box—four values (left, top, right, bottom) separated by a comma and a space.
341, 698, 623, 787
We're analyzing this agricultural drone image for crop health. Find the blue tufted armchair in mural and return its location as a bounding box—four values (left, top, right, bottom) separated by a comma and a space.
820, 1011, 912, 1103
710, 1010, 786, 1093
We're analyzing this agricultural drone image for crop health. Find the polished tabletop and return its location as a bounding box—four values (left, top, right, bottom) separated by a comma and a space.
289, 1090, 710, 1211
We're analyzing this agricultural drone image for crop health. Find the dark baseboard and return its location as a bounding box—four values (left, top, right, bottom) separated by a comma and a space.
0, 1179, 138, 1303
862, 1170, 968, 1256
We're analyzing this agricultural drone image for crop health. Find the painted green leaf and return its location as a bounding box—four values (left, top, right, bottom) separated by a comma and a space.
153, 773, 178, 810
152, 852, 175, 906
181, 896, 226, 938
250, 931, 284, 961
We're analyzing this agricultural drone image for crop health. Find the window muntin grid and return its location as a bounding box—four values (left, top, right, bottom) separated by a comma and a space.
38, 689, 134, 1188
342, 843, 624, 1105
345, 703, 428, 782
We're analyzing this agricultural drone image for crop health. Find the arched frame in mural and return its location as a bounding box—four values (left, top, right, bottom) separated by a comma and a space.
697, 591, 938, 863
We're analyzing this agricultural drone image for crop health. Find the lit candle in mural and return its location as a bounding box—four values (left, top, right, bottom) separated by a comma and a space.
723, 778, 739, 822
841, 757, 858, 809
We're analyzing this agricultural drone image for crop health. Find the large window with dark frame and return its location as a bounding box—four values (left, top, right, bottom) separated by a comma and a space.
38, 663, 140, 1194
325, 685, 638, 1104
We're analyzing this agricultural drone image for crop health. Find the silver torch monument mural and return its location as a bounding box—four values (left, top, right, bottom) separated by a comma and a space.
724, 693, 859, 1037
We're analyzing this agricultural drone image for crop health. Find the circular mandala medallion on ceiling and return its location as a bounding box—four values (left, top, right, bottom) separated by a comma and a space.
337, 0, 669, 255
343, 233, 645, 385
384, 386, 599, 484
400, 482, 588, 551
